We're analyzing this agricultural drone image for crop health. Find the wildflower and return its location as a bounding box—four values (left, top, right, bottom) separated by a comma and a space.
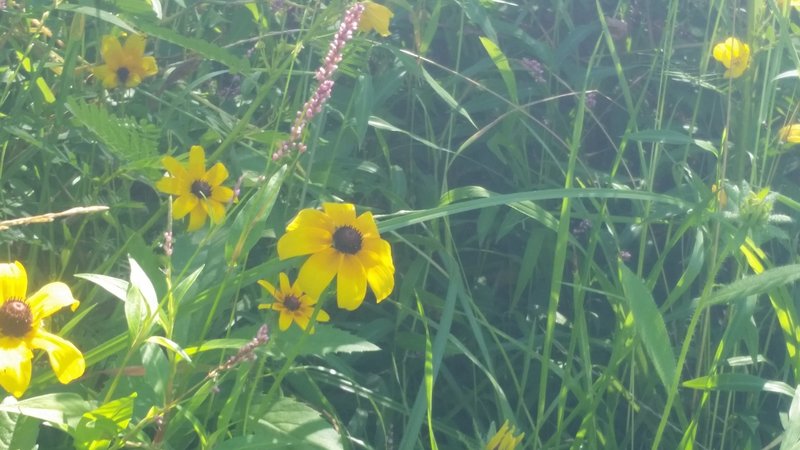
358, 1, 393, 37
277, 203, 395, 311
779, 124, 800, 144
0, 262, 85, 398
712, 37, 750, 79
485, 420, 525, 450
155, 145, 235, 232
92, 34, 158, 89
273, 3, 365, 159
258, 273, 329, 332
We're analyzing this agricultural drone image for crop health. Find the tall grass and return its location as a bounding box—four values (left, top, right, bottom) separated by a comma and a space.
2, 0, 800, 448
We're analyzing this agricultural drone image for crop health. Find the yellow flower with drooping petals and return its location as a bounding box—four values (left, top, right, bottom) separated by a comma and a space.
277, 203, 395, 311
155, 146, 235, 232
485, 420, 525, 450
712, 37, 751, 79
258, 273, 330, 332
0, 262, 85, 398
358, 1, 394, 37
92, 34, 158, 89
779, 123, 800, 144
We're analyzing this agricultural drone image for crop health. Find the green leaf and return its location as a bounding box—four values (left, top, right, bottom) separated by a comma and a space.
0, 400, 38, 450
682, 374, 795, 397
0, 394, 92, 430
479, 36, 518, 104
619, 264, 677, 391
75, 273, 128, 302
699, 264, 800, 307
73, 394, 136, 450
136, 21, 248, 72
271, 326, 380, 357
240, 397, 341, 450
420, 66, 476, 128
625, 129, 694, 144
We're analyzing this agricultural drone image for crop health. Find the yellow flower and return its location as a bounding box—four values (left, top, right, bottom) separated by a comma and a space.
779, 124, 800, 144
358, 1, 394, 37
712, 37, 751, 79
485, 420, 525, 450
258, 273, 330, 332
155, 145, 235, 232
277, 203, 395, 311
0, 262, 85, 398
777, 0, 800, 13
92, 34, 158, 89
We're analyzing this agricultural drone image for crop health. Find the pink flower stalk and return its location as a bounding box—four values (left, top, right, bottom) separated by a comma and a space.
273, 2, 365, 160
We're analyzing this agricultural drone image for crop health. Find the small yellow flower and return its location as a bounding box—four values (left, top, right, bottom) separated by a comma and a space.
779, 124, 800, 144
0, 262, 85, 398
277, 203, 395, 311
92, 34, 158, 89
358, 1, 394, 37
155, 146, 235, 232
485, 420, 525, 450
712, 37, 751, 79
258, 273, 330, 332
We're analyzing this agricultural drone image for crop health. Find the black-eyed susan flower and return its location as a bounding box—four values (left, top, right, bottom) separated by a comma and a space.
485, 420, 525, 450
258, 273, 329, 332
277, 203, 395, 311
0, 261, 85, 398
358, 1, 393, 37
779, 124, 800, 144
155, 145, 235, 232
712, 37, 750, 79
92, 34, 158, 89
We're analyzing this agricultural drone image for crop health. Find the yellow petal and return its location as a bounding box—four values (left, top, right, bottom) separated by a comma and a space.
92, 65, 117, 88
123, 34, 147, 58
323, 203, 357, 226
359, 1, 394, 37
187, 206, 207, 231
211, 186, 234, 203
188, 146, 206, 180
29, 329, 85, 384
278, 311, 293, 330
294, 313, 311, 331
140, 56, 158, 77
204, 199, 226, 224
286, 208, 333, 233
279, 273, 291, 293
125, 72, 143, 88
296, 249, 341, 299
315, 309, 330, 323
100, 35, 123, 64
367, 261, 394, 302
173, 194, 198, 219
0, 261, 27, 302
206, 162, 229, 186
27, 282, 78, 321
156, 177, 187, 196
161, 155, 188, 180
257, 279, 278, 299
277, 227, 332, 259
354, 211, 380, 237
0, 338, 32, 398
337, 255, 367, 310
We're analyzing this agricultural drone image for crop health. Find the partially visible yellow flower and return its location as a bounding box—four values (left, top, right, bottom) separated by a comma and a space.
712, 37, 751, 79
277, 203, 395, 311
485, 420, 525, 450
156, 146, 235, 232
777, 0, 800, 13
779, 123, 800, 144
0, 262, 84, 398
92, 34, 158, 89
358, 1, 394, 37
258, 273, 330, 332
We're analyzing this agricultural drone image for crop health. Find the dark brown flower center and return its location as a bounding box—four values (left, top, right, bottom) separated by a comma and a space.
191, 180, 212, 199
116, 67, 130, 84
332, 226, 362, 254
283, 295, 301, 312
0, 299, 33, 337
